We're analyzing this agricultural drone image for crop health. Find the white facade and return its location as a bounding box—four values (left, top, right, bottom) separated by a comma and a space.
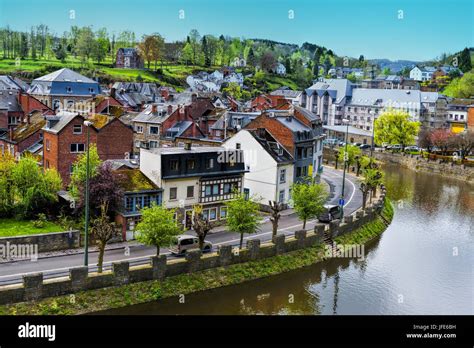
223, 130, 294, 206
410, 67, 434, 81
275, 63, 287, 75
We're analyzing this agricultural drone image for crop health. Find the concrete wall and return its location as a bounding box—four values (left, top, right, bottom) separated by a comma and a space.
0, 193, 387, 305
0, 230, 80, 253
373, 152, 474, 184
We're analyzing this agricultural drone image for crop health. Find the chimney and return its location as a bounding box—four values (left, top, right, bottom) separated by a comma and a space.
167, 104, 173, 115
151, 103, 158, 114
110, 87, 116, 98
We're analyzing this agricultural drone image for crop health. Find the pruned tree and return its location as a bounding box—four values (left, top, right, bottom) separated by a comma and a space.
192, 204, 212, 250
269, 200, 283, 237
418, 129, 434, 153
91, 203, 116, 273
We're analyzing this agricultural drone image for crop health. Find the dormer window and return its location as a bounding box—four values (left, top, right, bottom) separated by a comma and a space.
73, 125, 82, 134
66, 87, 72, 93
89, 88, 94, 93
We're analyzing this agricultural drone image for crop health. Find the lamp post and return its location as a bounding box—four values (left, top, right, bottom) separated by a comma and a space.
339, 118, 350, 218
83, 120, 93, 266
370, 110, 375, 157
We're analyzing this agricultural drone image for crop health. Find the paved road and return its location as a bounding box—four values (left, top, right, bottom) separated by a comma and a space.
0, 166, 362, 285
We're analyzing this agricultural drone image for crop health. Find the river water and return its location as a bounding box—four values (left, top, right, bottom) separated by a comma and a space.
101, 164, 473, 315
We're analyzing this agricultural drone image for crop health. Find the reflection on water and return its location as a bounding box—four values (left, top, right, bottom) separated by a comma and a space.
100, 164, 473, 315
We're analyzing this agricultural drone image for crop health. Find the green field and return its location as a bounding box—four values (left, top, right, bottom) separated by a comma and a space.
0, 218, 63, 237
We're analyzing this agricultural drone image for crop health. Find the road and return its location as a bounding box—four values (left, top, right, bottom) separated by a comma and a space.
0, 166, 362, 285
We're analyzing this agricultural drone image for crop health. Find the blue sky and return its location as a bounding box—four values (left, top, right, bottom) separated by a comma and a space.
1, 0, 472, 61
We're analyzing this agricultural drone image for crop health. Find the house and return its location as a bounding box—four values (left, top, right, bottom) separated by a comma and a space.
446, 98, 473, 133
28, 68, 101, 111
224, 128, 294, 208
42, 112, 133, 186
323, 125, 372, 145
345, 89, 447, 132
0, 110, 46, 157
251, 94, 290, 111
245, 110, 325, 182
115, 48, 144, 69
110, 82, 167, 111
105, 159, 163, 241
274, 63, 286, 76
0, 75, 30, 92
270, 87, 303, 106
140, 145, 246, 229
361, 76, 419, 90
132, 103, 205, 153
231, 57, 246, 68
303, 78, 354, 125
410, 66, 436, 81
209, 110, 261, 140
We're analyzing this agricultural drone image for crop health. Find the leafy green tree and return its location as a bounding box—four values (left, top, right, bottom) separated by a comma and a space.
69, 145, 102, 199
75, 26, 95, 63
338, 144, 361, 167
374, 110, 420, 149
0, 152, 16, 216
458, 47, 472, 73
135, 204, 182, 256
443, 72, 474, 98
291, 180, 328, 229
382, 67, 391, 76
226, 193, 262, 249
360, 168, 384, 208
222, 82, 250, 100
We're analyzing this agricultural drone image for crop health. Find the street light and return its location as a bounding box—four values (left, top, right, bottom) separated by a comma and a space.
370, 110, 375, 157
83, 120, 93, 267
340, 118, 350, 219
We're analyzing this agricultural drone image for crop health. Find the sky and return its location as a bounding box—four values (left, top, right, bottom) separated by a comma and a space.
0, 0, 473, 61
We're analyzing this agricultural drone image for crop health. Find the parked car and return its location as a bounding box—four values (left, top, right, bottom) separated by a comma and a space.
404, 146, 419, 153
170, 235, 213, 255
353, 142, 362, 147
387, 144, 402, 151
318, 204, 343, 223
359, 144, 371, 150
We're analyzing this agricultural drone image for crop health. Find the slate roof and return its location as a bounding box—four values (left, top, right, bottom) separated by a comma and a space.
42, 111, 80, 134
349, 88, 422, 107
305, 79, 353, 103
0, 91, 21, 111
33, 68, 96, 83
323, 125, 372, 137
118, 48, 140, 56
294, 105, 320, 122
0, 76, 29, 91
29, 68, 100, 96
9, 111, 46, 142
248, 129, 293, 164
134, 104, 173, 124
270, 88, 302, 98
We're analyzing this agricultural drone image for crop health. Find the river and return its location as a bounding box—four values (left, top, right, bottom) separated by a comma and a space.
100, 164, 473, 315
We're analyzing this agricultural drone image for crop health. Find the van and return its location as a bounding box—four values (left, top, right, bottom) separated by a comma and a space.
318, 204, 343, 223
169, 235, 213, 255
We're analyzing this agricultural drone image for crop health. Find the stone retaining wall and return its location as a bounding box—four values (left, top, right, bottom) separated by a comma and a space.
373, 152, 474, 183
0, 191, 387, 305
0, 230, 80, 254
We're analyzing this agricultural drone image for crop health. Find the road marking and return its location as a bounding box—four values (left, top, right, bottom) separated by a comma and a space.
324, 170, 357, 207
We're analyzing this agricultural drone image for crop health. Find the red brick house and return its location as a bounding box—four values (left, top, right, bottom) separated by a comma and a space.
250, 94, 290, 111
43, 112, 133, 186
115, 48, 144, 69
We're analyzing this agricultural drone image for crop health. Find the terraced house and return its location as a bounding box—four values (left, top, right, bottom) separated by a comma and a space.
140, 145, 246, 229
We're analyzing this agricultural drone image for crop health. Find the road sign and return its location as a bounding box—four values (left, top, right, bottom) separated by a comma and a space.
339, 198, 345, 206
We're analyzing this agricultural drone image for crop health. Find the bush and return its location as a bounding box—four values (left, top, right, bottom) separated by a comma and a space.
32, 213, 47, 228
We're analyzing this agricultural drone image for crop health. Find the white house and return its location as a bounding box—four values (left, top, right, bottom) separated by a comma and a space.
275, 63, 287, 76
231, 57, 246, 68
410, 66, 436, 81
223, 128, 294, 208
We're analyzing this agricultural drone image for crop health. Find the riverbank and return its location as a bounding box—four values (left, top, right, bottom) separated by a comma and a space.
0, 199, 393, 315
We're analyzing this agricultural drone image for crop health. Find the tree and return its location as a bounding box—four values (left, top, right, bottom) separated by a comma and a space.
430, 129, 454, 155
418, 129, 434, 153
135, 204, 182, 256
338, 144, 361, 168
0, 152, 16, 216
192, 204, 212, 250
458, 47, 472, 73
443, 72, 474, 98
226, 193, 262, 249
93, 28, 110, 64
77, 162, 124, 216
291, 180, 328, 229
260, 51, 277, 72
189, 29, 201, 65
69, 145, 102, 199
138, 34, 159, 70
91, 203, 116, 273
269, 200, 283, 237
222, 82, 250, 100
75, 27, 95, 63
451, 131, 474, 160
374, 110, 420, 149
247, 47, 256, 67
360, 168, 383, 209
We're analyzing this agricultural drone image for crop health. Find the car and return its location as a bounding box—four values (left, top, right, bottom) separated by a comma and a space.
318, 204, 343, 223
387, 144, 402, 151
353, 142, 362, 147
404, 146, 419, 152
170, 235, 213, 255
359, 144, 371, 149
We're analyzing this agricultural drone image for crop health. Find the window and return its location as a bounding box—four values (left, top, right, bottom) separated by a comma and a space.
70, 143, 85, 153
73, 125, 82, 134
296, 167, 302, 177
302, 166, 308, 176
187, 159, 195, 170
136, 125, 143, 133
204, 184, 220, 197
66, 87, 72, 93
209, 208, 217, 221
149, 141, 158, 148
220, 206, 227, 219
143, 196, 151, 208
89, 87, 94, 93
206, 158, 214, 169
203, 209, 209, 221
279, 168, 286, 183
308, 147, 313, 157
169, 187, 177, 200
223, 183, 231, 194
125, 197, 134, 212
236, 143, 241, 149
149, 126, 159, 135
297, 148, 303, 159
279, 190, 285, 203
187, 186, 194, 198
170, 159, 179, 171
46, 139, 50, 151
45, 160, 50, 169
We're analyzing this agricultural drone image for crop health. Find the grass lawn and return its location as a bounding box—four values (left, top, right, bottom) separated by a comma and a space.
0, 218, 63, 237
